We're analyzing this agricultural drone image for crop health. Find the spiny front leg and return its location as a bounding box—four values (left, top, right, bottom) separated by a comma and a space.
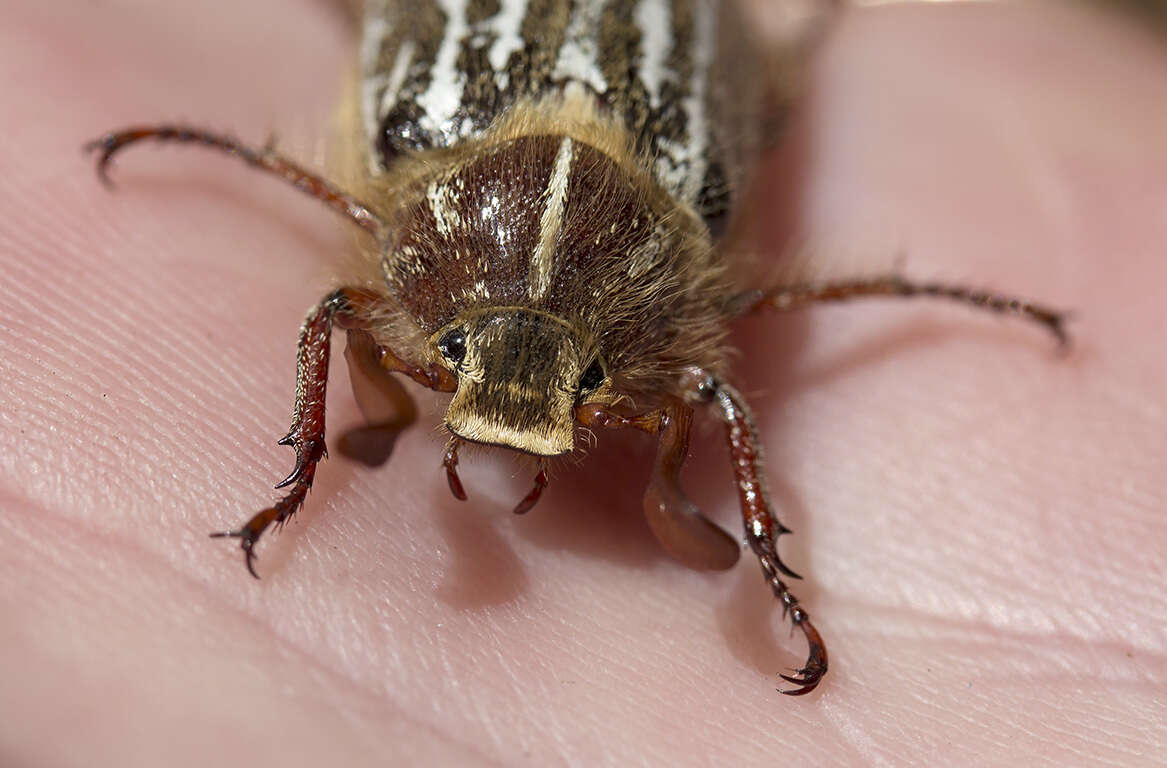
685, 369, 829, 695
210, 288, 365, 578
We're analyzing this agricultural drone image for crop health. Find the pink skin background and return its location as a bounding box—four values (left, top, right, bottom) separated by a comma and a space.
1, 0, 1164, 765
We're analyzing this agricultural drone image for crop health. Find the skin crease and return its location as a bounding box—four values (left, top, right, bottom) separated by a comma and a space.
0, 0, 1164, 765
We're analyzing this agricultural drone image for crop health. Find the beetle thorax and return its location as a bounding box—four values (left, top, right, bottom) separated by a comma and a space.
377, 116, 728, 456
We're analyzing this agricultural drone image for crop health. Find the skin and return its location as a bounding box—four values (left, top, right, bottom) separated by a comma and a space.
0, 0, 1164, 765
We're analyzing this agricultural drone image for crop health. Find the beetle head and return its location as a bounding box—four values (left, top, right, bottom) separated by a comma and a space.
433, 309, 605, 456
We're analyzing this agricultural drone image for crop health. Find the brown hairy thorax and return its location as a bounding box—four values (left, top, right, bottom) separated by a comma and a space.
366, 105, 733, 455
85, 0, 1070, 697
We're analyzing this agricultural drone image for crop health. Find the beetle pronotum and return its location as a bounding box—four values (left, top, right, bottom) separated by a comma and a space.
86, 0, 1067, 695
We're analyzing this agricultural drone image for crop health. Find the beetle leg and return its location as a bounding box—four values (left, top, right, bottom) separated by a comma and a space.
442, 439, 468, 501
85, 125, 389, 241
210, 287, 454, 578
209, 288, 355, 577
682, 369, 829, 695
338, 329, 419, 467
575, 402, 740, 571
512, 468, 549, 515
736, 275, 1069, 346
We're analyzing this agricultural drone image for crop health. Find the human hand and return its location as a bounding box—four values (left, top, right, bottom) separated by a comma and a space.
0, 1, 1162, 765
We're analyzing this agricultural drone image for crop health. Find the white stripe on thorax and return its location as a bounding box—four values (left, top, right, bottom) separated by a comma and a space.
635, 0, 670, 108
552, 0, 608, 94
427, 178, 463, 238
416, 0, 470, 141
528, 138, 575, 301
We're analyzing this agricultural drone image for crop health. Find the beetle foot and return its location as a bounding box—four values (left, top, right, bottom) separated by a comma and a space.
759, 553, 829, 695
210, 525, 262, 580
778, 612, 828, 696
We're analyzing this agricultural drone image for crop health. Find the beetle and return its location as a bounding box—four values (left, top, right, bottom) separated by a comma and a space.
85, 0, 1067, 694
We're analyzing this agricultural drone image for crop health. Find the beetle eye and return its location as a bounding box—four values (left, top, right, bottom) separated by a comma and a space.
579, 359, 605, 392
437, 328, 467, 365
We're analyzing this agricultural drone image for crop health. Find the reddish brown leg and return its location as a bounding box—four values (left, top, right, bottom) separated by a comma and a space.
208, 288, 454, 578
578, 395, 818, 689
576, 402, 740, 571
209, 288, 357, 578
681, 368, 828, 695
85, 124, 388, 240
445, 457, 546, 514
739, 275, 1069, 345
83, 126, 461, 577
442, 439, 468, 501
338, 329, 420, 467
512, 469, 549, 515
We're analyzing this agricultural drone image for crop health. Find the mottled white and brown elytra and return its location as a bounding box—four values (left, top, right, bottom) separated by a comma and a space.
86, 0, 1069, 695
